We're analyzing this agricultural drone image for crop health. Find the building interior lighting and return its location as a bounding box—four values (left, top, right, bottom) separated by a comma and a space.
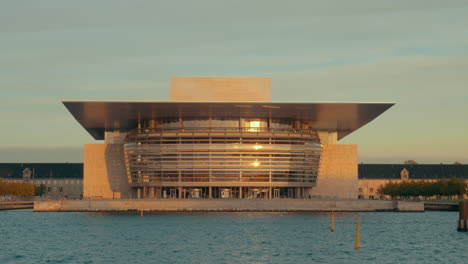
248, 120, 261, 132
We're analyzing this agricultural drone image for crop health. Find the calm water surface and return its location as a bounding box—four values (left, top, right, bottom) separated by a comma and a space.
0, 211, 467, 264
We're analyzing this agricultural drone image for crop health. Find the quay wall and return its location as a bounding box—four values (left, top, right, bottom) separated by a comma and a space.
34, 199, 424, 212
0, 201, 34, 211
395, 201, 425, 212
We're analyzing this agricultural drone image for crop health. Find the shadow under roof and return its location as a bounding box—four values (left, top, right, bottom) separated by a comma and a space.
63, 101, 395, 140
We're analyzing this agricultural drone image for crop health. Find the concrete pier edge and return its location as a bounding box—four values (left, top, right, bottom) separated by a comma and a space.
34, 199, 425, 212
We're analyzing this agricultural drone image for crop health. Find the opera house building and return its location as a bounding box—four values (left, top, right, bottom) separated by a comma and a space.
64, 77, 394, 200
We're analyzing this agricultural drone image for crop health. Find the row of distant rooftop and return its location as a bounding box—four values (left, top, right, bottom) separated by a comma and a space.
0, 163, 466, 180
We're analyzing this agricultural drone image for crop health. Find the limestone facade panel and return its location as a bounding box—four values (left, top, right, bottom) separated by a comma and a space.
311, 144, 358, 199
83, 144, 131, 199
170, 77, 271, 102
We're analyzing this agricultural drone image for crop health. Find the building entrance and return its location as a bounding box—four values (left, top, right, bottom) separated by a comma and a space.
170, 188, 177, 198
273, 188, 280, 199
247, 188, 269, 199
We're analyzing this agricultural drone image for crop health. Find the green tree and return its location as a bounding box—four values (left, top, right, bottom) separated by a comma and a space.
35, 184, 47, 196
379, 178, 467, 200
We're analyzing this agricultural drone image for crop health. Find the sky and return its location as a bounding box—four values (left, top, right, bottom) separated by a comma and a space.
0, 0, 467, 164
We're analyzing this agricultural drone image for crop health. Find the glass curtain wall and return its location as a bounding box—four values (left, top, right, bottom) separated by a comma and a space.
123, 117, 322, 193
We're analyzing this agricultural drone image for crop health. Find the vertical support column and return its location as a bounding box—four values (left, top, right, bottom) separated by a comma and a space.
209, 131, 212, 183
239, 117, 244, 182
328, 131, 337, 144
209, 187, 212, 199
269, 187, 272, 199
137, 188, 141, 199
178, 135, 182, 183
318, 130, 338, 144
294, 120, 300, 129
150, 119, 157, 129
178, 187, 182, 199
269, 136, 272, 182
458, 201, 468, 232
239, 187, 243, 199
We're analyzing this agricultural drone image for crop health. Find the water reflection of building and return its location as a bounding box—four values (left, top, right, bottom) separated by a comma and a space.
63, 77, 394, 200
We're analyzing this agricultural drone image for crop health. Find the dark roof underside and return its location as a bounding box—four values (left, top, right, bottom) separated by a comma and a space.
358, 164, 468, 180
63, 101, 395, 140
0, 163, 83, 179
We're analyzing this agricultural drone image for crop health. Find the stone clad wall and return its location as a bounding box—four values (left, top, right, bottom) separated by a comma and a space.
311, 144, 358, 199
34, 200, 61, 211
170, 77, 271, 102
395, 201, 425, 212
83, 144, 131, 199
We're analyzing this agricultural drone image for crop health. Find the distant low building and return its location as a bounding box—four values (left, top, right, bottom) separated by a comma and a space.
0, 163, 83, 199
2, 163, 466, 200
358, 164, 468, 199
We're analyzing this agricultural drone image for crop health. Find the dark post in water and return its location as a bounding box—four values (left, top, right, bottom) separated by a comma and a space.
457, 201, 468, 232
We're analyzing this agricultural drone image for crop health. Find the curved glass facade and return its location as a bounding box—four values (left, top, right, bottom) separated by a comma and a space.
123, 125, 321, 188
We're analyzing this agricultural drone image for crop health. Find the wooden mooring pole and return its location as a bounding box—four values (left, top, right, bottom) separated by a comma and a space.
330, 210, 335, 232
457, 201, 468, 232
355, 215, 360, 250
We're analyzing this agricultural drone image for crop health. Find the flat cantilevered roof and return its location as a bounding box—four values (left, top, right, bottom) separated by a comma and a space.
63, 101, 395, 140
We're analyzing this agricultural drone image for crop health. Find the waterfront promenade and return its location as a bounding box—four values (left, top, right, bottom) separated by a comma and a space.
34, 198, 424, 212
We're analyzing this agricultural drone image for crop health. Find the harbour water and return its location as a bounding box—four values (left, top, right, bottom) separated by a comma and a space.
1, 211, 466, 264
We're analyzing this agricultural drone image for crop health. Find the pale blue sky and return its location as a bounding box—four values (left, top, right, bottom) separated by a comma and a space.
1, 0, 467, 163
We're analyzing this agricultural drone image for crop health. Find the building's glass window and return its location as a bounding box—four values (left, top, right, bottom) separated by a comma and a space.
241, 119, 267, 131
211, 118, 239, 128
158, 118, 179, 128
271, 119, 293, 129
358, 188, 363, 193
370, 188, 374, 193
123, 125, 322, 188
182, 118, 209, 128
